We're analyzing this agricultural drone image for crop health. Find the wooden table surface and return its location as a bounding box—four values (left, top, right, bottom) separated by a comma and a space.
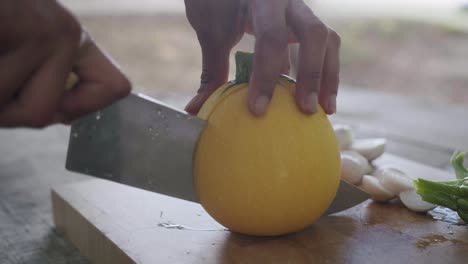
52, 154, 468, 264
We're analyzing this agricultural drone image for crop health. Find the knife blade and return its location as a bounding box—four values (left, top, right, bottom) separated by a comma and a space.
66, 92, 369, 214
66, 92, 204, 202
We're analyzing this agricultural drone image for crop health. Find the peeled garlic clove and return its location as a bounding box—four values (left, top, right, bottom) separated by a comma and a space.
351, 138, 386, 161
372, 167, 414, 195
340, 151, 369, 185
360, 175, 396, 202
333, 124, 354, 150
399, 190, 436, 212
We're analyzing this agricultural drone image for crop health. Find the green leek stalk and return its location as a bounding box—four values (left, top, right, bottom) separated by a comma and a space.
414, 151, 468, 223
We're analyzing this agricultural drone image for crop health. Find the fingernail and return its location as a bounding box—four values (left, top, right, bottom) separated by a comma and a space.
253, 95, 270, 116
185, 94, 202, 115
303, 93, 318, 114
328, 95, 337, 114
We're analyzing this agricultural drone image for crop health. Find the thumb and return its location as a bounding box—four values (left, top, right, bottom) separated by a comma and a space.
185, 45, 230, 115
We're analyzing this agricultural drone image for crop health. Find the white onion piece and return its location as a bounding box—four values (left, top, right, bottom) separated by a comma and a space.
351, 138, 386, 161
399, 190, 436, 212
340, 151, 369, 185
360, 175, 396, 202
373, 167, 414, 195
333, 124, 354, 150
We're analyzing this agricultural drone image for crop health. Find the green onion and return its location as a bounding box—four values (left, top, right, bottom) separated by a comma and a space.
414, 151, 468, 223
451, 150, 468, 180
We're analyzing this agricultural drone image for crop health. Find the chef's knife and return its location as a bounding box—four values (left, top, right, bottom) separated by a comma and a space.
65, 92, 370, 215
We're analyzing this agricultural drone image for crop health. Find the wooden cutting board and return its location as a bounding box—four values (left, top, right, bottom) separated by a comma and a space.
52, 154, 468, 264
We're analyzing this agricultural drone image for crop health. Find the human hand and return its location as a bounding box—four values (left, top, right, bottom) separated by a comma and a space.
0, 0, 131, 128
184, 0, 340, 116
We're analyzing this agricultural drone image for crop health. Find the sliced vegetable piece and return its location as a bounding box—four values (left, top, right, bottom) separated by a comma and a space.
351, 138, 386, 161
399, 190, 435, 212
333, 124, 354, 150
373, 167, 414, 195
340, 151, 369, 185
360, 175, 396, 202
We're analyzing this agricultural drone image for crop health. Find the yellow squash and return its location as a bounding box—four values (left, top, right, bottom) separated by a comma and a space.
194, 52, 340, 236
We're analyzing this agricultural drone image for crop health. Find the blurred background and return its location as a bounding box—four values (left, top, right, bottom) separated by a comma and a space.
61, 0, 468, 105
